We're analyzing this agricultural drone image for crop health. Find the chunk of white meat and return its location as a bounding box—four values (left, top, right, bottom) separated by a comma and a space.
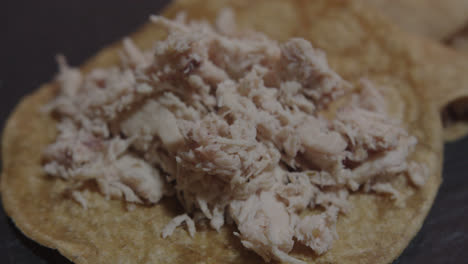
407, 161, 429, 187
294, 207, 338, 254
299, 120, 347, 155
56, 55, 83, 97
120, 100, 184, 152
114, 155, 166, 204
122, 38, 149, 67
298, 118, 348, 170
230, 192, 294, 262
351, 137, 417, 184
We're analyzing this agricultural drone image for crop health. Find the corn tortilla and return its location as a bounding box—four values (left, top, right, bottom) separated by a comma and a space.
443, 27, 468, 142
2, 0, 468, 263
364, 0, 468, 142
369, 0, 468, 40
369, 0, 468, 141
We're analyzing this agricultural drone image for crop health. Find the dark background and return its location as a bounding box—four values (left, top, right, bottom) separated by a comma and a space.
0, 1, 467, 263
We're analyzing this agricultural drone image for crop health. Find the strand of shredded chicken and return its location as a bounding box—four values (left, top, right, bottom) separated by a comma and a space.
43, 10, 428, 264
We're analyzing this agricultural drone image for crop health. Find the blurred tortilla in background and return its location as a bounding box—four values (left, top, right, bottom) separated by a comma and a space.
442, 22, 468, 142
370, 0, 468, 141
370, 0, 468, 40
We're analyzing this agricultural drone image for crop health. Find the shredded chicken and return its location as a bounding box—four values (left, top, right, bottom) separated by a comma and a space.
43, 10, 428, 263
162, 214, 196, 238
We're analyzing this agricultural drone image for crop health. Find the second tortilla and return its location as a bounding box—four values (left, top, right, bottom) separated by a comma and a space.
370, 0, 468, 40
370, 0, 468, 141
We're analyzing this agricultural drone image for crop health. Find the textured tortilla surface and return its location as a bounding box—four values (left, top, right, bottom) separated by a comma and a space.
443, 27, 468, 142
3, 0, 468, 263
369, 0, 468, 40
449, 29, 468, 52
369, 0, 468, 141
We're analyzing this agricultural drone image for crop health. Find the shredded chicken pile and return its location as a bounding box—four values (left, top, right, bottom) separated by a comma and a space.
43, 11, 427, 264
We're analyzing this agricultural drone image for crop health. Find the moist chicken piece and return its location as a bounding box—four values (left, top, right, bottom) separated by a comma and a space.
120, 99, 184, 152
43, 13, 427, 263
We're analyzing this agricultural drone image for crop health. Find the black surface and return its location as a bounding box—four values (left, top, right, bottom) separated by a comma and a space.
1, 1, 467, 263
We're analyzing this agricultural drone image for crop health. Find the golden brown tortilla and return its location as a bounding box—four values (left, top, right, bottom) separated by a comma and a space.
448, 27, 468, 52
443, 26, 468, 141
368, 0, 468, 141
357, 1, 468, 141
369, 0, 468, 39
3, 0, 468, 263
364, 0, 468, 142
